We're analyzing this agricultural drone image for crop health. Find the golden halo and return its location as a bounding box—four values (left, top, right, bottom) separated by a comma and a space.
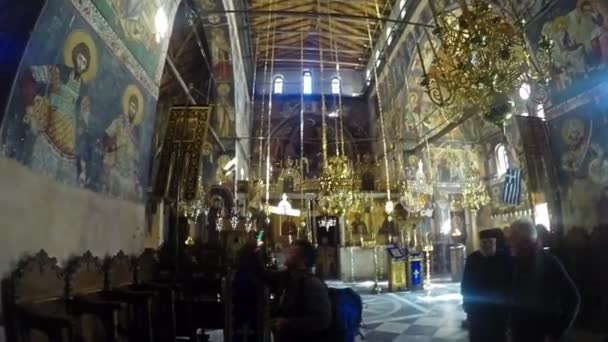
122, 84, 145, 125
560, 118, 585, 146
408, 93, 418, 106
63, 30, 98, 83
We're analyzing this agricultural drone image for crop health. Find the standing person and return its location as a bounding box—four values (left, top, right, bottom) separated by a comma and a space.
462, 228, 512, 342
508, 218, 580, 342
244, 240, 332, 342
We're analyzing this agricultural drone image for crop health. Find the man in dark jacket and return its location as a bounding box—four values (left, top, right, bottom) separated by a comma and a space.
508, 218, 580, 342
462, 228, 512, 342
246, 239, 332, 342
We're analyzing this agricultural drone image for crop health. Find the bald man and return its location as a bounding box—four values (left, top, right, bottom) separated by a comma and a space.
508, 218, 580, 342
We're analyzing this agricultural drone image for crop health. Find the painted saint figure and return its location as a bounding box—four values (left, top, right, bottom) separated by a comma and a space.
351, 213, 367, 235
101, 84, 144, 200
281, 216, 297, 236
110, 0, 157, 49
21, 30, 98, 186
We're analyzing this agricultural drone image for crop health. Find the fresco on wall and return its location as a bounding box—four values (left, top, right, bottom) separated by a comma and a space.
525, 0, 608, 104
548, 100, 608, 228
196, 0, 236, 140
429, 146, 479, 183
91, 0, 177, 81
0, 0, 156, 203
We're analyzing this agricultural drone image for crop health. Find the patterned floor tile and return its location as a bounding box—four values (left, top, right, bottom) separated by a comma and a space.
363, 330, 399, 342
404, 324, 440, 336
374, 322, 411, 334
413, 316, 445, 327
393, 334, 432, 342
433, 326, 468, 340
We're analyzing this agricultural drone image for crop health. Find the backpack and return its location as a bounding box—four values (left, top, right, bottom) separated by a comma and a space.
327, 287, 363, 342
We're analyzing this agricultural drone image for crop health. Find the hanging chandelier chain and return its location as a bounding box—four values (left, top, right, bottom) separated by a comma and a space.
264, 1, 277, 204
317, 0, 328, 167
300, 31, 305, 175
365, 0, 391, 201
328, 0, 346, 157
327, 0, 340, 157
257, 0, 274, 179
249, 35, 260, 171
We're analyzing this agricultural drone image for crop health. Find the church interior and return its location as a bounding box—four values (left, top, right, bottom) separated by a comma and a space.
1, 0, 608, 341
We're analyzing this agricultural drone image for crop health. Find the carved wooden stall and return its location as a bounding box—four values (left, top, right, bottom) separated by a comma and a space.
2, 250, 123, 342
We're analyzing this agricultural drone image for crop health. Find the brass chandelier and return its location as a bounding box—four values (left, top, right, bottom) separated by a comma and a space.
419, 0, 553, 125
461, 166, 490, 211
318, 0, 362, 216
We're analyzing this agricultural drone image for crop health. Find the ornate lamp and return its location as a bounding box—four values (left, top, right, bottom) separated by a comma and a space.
179, 175, 207, 246
319, 155, 361, 216
419, 0, 553, 125
461, 167, 490, 211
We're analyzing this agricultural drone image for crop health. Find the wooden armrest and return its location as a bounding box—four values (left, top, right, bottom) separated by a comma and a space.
17, 307, 72, 328
69, 297, 123, 315
145, 281, 180, 289
102, 289, 155, 305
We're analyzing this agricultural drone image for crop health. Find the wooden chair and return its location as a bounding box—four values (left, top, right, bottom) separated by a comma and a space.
132, 249, 177, 341
65, 251, 124, 342
102, 251, 157, 341
2, 250, 73, 342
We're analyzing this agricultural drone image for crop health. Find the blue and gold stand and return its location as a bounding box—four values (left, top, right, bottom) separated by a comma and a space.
407, 252, 424, 290
386, 245, 407, 292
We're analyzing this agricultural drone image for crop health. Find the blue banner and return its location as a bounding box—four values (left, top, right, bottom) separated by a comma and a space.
410, 258, 423, 287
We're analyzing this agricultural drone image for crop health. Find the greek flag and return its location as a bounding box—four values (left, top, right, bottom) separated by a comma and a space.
502, 168, 522, 205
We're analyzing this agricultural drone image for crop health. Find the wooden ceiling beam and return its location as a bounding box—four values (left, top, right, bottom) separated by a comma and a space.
207, 9, 432, 27
252, 3, 315, 20
257, 58, 365, 67
254, 30, 371, 41
249, 0, 295, 11
257, 45, 363, 55
322, 19, 368, 37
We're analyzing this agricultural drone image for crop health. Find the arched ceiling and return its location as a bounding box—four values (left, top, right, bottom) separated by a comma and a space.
247, 0, 397, 69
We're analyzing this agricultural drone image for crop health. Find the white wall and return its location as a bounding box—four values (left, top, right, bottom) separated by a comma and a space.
255, 67, 366, 96
0, 158, 146, 275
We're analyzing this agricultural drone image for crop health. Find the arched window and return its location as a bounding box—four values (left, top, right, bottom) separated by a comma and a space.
495, 144, 509, 176
536, 104, 545, 119
331, 77, 341, 94
302, 71, 312, 94
273, 75, 284, 94
399, 0, 407, 18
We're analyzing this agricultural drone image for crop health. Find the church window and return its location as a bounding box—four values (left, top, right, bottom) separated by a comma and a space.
331, 77, 341, 94
536, 104, 545, 119
387, 31, 394, 46
303, 71, 312, 94
400, 0, 407, 18
495, 144, 509, 176
273, 75, 284, 94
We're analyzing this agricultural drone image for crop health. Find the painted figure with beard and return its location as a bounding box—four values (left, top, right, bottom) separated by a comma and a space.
577, 0, 608, 66
101, 84, 144, 200
22, 30, 98, 186
110, 0, 157, 49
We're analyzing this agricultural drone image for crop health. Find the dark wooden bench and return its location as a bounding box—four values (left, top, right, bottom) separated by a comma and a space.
102, 251, 157, 341
2, 250, 122, 342
132, 249, 177, 341
2, 250, 73, 342
65, 251, 124, 342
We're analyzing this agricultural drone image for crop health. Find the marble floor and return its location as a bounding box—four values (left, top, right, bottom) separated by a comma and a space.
206, 279, 607, 341
328, 279, 468, 342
